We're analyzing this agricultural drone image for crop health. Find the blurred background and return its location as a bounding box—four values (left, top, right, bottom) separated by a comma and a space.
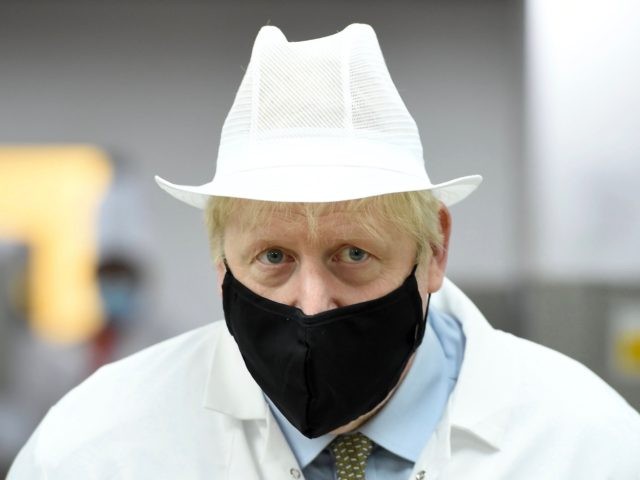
1, 0, 639, 473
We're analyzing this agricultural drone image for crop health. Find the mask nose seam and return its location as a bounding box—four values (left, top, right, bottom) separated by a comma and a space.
303, 326, 314, 435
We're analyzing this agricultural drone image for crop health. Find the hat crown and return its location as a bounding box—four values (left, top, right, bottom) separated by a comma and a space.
154, 24, 482, 207
218, 23, 423, 170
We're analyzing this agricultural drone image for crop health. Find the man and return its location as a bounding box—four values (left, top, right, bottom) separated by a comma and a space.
9, 23, 640, 479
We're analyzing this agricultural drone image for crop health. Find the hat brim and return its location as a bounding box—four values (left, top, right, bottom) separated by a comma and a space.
155, 168, 482, 208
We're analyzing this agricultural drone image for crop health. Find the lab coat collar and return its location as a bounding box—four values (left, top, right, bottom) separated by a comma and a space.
203, 277, 516, 451
433, 278, 516, 451
202, 321, 267, 420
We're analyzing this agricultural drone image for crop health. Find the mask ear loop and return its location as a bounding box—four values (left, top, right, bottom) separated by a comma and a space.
414, 292, 430, 347
220, 258, 238, 337
412, 253, 430, 347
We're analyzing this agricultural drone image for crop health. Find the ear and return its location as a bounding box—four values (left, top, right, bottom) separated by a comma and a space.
215, 259, 226, 296
425, 204, 451, 293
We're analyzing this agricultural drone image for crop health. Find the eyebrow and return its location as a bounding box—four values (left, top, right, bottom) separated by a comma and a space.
232, 215, 393, 253
239, 234, 391, 258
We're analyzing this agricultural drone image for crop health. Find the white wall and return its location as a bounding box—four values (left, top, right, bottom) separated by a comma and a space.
526, 0, 640, 282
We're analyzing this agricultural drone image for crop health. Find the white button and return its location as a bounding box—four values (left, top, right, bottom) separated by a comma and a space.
415, 471, 426, 480
290, 467, 301, 478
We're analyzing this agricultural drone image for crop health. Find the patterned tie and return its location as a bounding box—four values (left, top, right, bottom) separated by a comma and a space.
329, 432, 374, 480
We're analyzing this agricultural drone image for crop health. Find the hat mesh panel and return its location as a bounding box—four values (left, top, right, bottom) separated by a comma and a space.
256, 41, 345, 133
219, 25, 423, 156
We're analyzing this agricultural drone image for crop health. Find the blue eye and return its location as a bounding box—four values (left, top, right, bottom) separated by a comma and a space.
258, 249, 286, 264
348, 247, 367, 262
340, 246, 369, 263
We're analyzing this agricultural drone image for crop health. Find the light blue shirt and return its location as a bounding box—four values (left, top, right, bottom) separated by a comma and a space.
267, 305, 465, 479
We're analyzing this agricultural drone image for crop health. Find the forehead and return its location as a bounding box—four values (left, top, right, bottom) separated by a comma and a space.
225, 200, 396, 243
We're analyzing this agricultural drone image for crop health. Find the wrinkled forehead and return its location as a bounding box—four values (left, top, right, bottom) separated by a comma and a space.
223, 197, 395, 242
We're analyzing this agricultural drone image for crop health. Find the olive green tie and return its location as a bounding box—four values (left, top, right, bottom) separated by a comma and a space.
329, 432, 374, 480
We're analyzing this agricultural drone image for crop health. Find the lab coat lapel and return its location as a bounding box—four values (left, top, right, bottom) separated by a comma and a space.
202, 320, 265, 420
432, 278, 516, 450
202, 320, 303, 479
405, 279, 516, 479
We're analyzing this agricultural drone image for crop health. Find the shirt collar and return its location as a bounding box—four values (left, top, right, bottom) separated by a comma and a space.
265, 396, 335, 468
360, 317, 453, 462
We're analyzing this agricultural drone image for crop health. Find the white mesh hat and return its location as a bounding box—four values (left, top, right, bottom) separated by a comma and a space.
155, 23, 482, 207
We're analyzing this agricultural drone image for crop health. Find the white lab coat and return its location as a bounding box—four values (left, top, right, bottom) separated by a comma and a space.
8, 278, 640, 479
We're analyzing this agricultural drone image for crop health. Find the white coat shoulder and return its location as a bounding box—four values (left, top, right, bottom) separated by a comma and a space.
438, 279, 640, 478
500, 329, 639, 425
486, 330, 640, 478
8, 321, 233, 479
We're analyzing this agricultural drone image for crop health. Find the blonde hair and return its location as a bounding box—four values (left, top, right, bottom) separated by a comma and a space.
204, 191, 444, 265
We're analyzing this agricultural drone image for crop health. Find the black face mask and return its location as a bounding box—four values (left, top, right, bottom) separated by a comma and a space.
222, 264, 429, 438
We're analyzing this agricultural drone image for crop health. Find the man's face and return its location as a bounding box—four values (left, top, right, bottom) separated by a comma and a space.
216, 202, 450, 432
218, 204, 449, 315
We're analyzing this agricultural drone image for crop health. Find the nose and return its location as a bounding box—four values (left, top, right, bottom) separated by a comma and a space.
292, 263, 340, 316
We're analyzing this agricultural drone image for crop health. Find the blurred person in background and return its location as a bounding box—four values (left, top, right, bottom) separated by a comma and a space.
8, 23, 640, 480
89, 256, 143, 372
